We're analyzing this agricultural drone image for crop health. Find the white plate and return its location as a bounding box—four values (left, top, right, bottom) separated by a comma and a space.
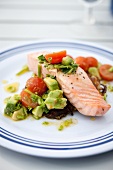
0, 40, 113, 158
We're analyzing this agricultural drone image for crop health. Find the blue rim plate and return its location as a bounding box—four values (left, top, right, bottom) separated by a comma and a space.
0, 40, 113, 158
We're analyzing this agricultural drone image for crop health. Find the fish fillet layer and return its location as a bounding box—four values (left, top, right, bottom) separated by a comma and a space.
27, 52, 111, 116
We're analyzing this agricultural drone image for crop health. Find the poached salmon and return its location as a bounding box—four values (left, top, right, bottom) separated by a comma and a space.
27, 52, 111, 116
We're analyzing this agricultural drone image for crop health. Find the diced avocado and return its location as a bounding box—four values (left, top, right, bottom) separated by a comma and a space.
4, 94, 22, 117
62, 56, 73, 65
4, 102, 22, 117
7, 94, 21, 104
97, 62, 102, 69
12, 107, 28, 121
45, 97, 67, 110
109, 66, 113, 72
48, 90, 63, 98
107, 85, 113, 92
44, 90, 67, 110
32, 105, 43, 119
44, 77, 59, 91
88, 67, 101, 80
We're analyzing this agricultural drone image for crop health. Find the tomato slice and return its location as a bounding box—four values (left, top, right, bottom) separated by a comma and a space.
99, 64, 113, 81
20, 90, 38, 108
86, 57, 98, 67
26, 77, 47, 96
45, 50, 66, 64
75, 56, 89, 72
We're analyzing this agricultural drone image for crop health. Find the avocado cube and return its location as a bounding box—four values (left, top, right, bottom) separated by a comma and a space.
44, 77, 59, 91
32, 106, 43, 119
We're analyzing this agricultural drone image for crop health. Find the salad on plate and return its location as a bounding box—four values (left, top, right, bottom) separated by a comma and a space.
3, 50, 113, 124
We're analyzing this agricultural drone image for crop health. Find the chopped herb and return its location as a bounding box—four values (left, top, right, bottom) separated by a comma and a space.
38, 55, 46, 63
63, 118, 73, 127
24, 89, 43, 105
48, 57, 52, 62
44, 63, 54, 69
44, 62, 78, 74
58, 125, 64, 131
107, 85, 113, 92
27, 106, 32, 111
46, 74, 56, 79
42, 121, 49, 125
4, 102, 22, 117
37, 64, 42, 78
104, 93, 107, 101
31, 94, 38, 102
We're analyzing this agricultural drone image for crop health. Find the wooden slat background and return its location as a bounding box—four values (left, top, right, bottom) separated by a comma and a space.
0, 0, 113, 50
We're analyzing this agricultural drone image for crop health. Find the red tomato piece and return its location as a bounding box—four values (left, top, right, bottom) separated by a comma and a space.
75, 56, 89, 72
20, 90, 38, 108
45, 50, 66, 64
86, 57, 98, 67
26, 77, 47, 96
99, 64, 113, 81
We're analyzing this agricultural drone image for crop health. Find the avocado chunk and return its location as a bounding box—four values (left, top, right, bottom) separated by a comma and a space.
4, 94, 21, 117
109, 66, 113, 72
62, 56, 73, 65
44, 77, 59, 91
45, 90, 67, 110
48, 90, 63, 98
32, 105, 43, 119
88, 67, 101, 80
6, 94, 21, 104
12, 107, 28, 121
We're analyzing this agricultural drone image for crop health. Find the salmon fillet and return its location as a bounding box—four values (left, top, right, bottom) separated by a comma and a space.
27, 52, 111, 116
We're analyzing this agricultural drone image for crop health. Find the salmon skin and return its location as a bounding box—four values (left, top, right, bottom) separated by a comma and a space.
27, 52, 111, 116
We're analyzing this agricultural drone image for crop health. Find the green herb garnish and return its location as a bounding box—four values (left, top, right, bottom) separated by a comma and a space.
4, 102, 22, 117
24, 89, 43, 105
38, 55, 46, 63
104, 93, 107, 101
37, 64, 42, 78
107, 85, 113, 92
46, 74, 56, 79
44, 63, 78, 74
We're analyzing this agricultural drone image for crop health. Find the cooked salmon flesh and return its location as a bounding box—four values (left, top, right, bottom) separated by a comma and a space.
27, 52, 111, 116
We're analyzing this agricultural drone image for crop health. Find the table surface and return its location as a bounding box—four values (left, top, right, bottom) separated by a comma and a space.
0, 0, 113, 170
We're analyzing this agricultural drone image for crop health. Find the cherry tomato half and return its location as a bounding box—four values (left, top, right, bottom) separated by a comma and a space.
45, 50, 66, 64
86, 57, 98, 68
75, 56, 89, 72
20, 90, 38, 108
26, 77, 47, 96
99, 64, 113, 81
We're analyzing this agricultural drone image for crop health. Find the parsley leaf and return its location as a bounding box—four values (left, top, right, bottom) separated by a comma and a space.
38, 55, 46, 63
